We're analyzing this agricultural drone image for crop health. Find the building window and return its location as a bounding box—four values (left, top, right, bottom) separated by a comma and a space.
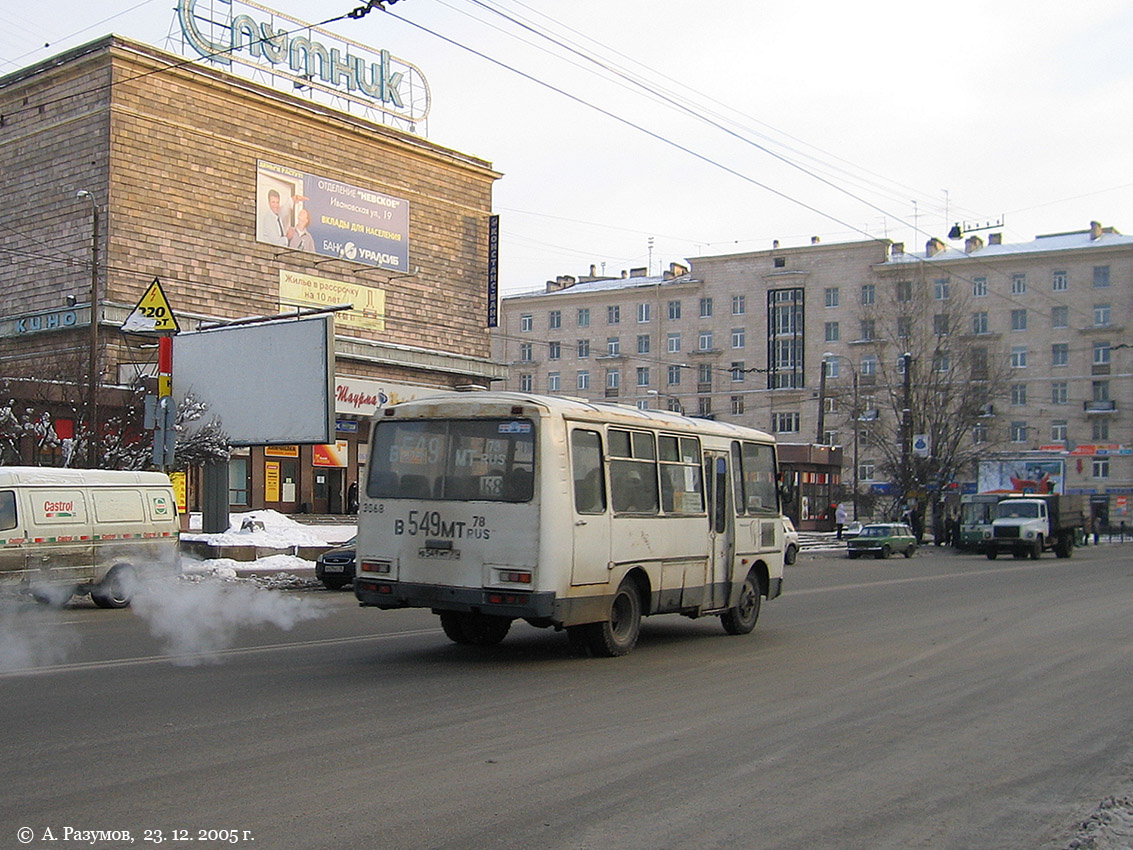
1094, 265, 1111, 288
860, 355, 877, 376
861, 284, 875, 305
1010, 421, 1027, 442
668, 300, 681, 320
825, 358, 840, 379
520, 314, 533, 332
933, 314, 950, 336
699, 331, 714, 351
972, 312, 989, 335
549, 310, 561, 329
668, 364, 682, 385
636, 367, 650, 387
577, 370, 590, 390
1052, 270, 1068, 291
667, 333, 681, 353
607, 305, 620, 324
1011, 346, 1028, 368
972, 276, 988, 297
577, 308, 590, 328
520, 373, 533, 392
1093, 380, 1110, 402
860, 319, 876, 341
699, 297, 713, 318
731, 361, 745, 382
825, 321, 839, 342
698, 364, 713, 385
973, 423, 988, 444
1051, 381, 1068, 404
637, 303, 651, 323
1093, 458, 1110, 479
606, 369, 620, 389
228, 458, 249, 506
519, 342, 533, 362
934, 278, 951, 300
772, 412, 800, 434
698, 397, 712, 417
897, 316, 911, 338
1011, 383, 1027, 405
825, 287, 839, 308
607, 337, 620, 356
548, 372, 560, 392
858, 461, 875, 481
1051, 420, 1067, 442
896, 280, 912, 302
577, 338, 590, 358
1011, 309, 1027, 331
732, 328, 745, 349
1011, 273, 1027, 294
1093, 419, 1110, 441
732, 295, 746, 315
1052, 343, 1069, 367
1094, 342, 1111, 365
1094, 304, 1111, 327
933, 351, 951, 373
637, 334, 651, 355
667, 398, 682, 413
548, 341, 561, 360
731, 395, 745, 415
1052, 306, 1069, 328
971, 347, 988, 380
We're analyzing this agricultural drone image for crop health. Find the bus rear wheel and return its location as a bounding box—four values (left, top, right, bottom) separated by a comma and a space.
575, 579, 642, 657
721, 570, 761, 635
438, 611, 511, 646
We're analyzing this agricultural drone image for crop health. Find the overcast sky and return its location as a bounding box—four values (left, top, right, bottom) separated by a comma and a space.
3, 0, 1131, 295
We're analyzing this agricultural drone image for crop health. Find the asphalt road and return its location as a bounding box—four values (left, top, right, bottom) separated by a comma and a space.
2, 545, 1131, 850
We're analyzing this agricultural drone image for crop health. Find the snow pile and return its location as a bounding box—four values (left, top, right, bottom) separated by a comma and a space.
1066, 795, 1133, 850
180, 509, 331, 548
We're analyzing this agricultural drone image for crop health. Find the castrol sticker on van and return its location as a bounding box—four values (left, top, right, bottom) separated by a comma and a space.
43, 499, 76, 518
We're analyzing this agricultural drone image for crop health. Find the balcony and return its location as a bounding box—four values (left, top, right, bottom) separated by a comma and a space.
1084, 399, 1117, 414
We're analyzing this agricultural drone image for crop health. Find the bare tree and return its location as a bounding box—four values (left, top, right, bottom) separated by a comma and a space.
830, 265, 1015, 529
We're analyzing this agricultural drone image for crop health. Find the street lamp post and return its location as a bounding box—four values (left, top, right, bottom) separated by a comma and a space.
76, 190, 100, 468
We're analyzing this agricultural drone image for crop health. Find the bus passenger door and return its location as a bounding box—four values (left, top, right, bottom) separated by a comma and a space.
704, 452, 734, 609
570, 428, 611, 586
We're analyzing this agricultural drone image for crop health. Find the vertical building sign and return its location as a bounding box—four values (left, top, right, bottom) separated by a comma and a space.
487, 214, 500, 328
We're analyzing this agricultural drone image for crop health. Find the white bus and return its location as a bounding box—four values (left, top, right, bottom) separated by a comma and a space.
354, 392, 786, 656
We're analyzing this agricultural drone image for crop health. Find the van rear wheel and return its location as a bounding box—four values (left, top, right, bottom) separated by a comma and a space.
577, 578, 642, 657
91, 566, 136, 609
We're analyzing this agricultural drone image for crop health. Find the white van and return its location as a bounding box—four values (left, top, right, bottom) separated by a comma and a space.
0, 468, 179, 608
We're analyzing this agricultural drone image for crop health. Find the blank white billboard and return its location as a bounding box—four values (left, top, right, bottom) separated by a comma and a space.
172, 316, 335, 445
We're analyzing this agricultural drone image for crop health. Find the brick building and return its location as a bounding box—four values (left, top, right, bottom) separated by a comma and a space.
0, 35, 504, 512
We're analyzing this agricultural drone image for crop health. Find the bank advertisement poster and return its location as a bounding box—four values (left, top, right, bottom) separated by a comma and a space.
279, 271, 386, 332
256, 160, 409, 271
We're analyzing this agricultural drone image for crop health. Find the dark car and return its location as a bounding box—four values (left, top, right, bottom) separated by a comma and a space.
315, 536, 356, 590
846, 523, 917, 559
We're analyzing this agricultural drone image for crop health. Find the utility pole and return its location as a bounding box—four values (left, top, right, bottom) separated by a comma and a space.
816, 355, 829, 444
901, 352, 913, 507
77, 190, 100, 468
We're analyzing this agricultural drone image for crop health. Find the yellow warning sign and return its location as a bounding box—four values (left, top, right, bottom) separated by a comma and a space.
122, 277, 179, 334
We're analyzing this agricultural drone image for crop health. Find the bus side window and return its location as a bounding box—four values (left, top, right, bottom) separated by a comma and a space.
571, 429, 606, 514
0, 490, 16, 531
609, 428, 659, 514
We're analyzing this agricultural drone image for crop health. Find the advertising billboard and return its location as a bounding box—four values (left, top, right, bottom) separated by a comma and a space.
256, 161, 409, 271
977, 459, 1066, 494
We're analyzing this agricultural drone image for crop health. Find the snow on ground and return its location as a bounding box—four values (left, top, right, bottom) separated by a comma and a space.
179, 509, 355, 588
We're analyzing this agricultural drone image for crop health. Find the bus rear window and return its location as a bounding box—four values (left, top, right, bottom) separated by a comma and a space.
368, 418, 535, 502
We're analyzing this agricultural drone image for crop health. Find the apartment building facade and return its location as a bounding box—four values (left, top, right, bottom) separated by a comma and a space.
492, 224, 1132, 528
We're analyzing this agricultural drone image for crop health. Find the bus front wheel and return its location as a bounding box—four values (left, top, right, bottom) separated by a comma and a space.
721, 570, 761, 635
574, 579, 642, 657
